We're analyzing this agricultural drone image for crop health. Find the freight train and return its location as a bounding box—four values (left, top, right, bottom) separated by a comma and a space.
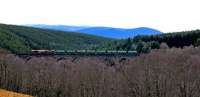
30, 50, 137, 56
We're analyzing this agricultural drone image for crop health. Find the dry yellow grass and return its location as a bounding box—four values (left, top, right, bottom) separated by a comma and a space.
0, 89, 33, 97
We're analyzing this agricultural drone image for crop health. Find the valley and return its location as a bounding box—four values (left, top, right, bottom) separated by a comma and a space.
1, 23, 200, 97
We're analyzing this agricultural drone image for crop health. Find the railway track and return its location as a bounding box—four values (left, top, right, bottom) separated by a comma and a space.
17, 50, 138, 56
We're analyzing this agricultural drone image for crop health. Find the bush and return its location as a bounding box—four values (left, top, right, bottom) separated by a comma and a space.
195, 38, 200, 46
136, 41, 150, 53
160, 42, 169, 49
148, 41, 160, 49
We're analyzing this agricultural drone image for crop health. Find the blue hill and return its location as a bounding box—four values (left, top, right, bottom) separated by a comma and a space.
26, 25, 163, 39
78, 27, 162, 39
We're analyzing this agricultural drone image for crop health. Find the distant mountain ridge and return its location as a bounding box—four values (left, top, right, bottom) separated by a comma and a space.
78, 27, 162, 39
27, 24, 90, 32
26, 25, 163, 39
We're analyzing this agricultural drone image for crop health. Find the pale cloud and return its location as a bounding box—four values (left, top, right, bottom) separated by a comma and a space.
0, 0, 200, 32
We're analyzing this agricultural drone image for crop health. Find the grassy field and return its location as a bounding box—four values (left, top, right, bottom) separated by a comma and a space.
0, 89, 33, 97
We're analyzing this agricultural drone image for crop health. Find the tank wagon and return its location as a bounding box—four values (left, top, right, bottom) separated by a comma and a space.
30, 50, 137, 56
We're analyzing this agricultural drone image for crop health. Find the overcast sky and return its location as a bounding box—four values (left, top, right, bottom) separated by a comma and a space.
0, 0, 200, 32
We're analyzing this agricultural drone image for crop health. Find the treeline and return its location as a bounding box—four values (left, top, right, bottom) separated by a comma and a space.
96, 38, 161, 54
1, 47, 200, 97
99, 30, 200, 53
133, 30, 200, 48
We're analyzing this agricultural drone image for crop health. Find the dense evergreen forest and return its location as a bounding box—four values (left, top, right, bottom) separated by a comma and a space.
100, 29, 200, 53
133, 30, 200, 47
0, 24, 112, 53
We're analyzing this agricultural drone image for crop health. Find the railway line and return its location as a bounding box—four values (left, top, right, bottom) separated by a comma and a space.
17, 50, 138, 56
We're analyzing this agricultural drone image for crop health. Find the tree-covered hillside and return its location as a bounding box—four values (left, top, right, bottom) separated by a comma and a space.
0, 24, 112, 53
1, 23, 200, 54
98, 30, 200, 53
133, 30, 200, 47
